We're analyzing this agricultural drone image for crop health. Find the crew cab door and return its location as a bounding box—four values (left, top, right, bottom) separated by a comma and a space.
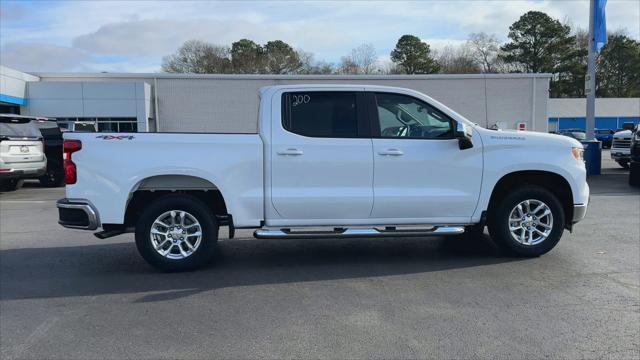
269, 90, 373, 222
368, 92, 482, 223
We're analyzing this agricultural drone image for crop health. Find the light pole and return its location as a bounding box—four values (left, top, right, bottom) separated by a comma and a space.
585, 0, 596, 141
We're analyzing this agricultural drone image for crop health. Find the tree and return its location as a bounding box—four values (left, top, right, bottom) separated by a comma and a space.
231, 39, 264, 74
298, 50, 335, 74
263, 40, 302, 74
551, 27, 588, 97
390, 35, 440, 74
339, 43, 378, 74
597, 34, 640, 97
161, 40, 231, 74
467, 32, 501, 73
436, 45, 481, 74
499, 11, 576, 73
338, 56, 358, 74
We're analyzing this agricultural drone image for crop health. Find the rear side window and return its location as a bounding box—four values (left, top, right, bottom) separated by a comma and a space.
282, 92, 359, 138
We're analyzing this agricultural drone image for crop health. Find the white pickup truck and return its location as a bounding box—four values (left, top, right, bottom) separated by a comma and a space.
57, 85, 589, 271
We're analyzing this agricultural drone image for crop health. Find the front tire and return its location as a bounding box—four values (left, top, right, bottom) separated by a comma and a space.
135, 194, 218, 271
488, 185, 565, 257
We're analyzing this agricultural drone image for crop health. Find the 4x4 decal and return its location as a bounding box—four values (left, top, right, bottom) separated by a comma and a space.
96, 135, 135, 140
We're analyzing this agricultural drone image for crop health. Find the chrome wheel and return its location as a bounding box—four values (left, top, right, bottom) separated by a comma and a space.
508, 199, 553, 246
150, 210, 203, 260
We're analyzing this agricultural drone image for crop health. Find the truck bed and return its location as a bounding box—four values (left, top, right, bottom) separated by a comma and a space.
64, 132, 264, 227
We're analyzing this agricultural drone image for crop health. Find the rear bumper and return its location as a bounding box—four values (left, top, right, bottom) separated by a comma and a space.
57, 198, 100, 230
0, 167, 46, 180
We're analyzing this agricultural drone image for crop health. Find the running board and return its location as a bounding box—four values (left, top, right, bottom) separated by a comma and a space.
253, 226, 464, 239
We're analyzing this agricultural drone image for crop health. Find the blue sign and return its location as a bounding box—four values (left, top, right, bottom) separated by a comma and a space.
594, 0, 608, 52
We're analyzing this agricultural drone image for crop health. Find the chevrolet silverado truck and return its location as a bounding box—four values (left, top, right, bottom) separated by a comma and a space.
57, 85, 589, 271
611, 129, 632, 168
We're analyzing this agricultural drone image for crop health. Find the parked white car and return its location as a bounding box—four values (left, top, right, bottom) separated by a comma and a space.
0, 115, 47, 191
57, 85, 589, 271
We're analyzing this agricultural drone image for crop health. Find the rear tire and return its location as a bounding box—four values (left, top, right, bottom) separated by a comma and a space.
617, 160, 630, 169
0, 179, 24, 191
488, 185, 565, 257
39, 171, 64, 187
135, 194, 218, 271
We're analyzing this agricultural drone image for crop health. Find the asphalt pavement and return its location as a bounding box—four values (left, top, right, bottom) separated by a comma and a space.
1, 151, 638, 359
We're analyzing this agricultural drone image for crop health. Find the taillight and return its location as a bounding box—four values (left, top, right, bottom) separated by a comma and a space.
63, 139, 82, 184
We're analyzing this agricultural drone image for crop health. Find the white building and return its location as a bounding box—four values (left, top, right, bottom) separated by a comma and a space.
2, 65, 552, 133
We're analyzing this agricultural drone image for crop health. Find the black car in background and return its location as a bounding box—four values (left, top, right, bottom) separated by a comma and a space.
33, 119, 65, 187
629, 124, 640, 187
559, 129, 587, 141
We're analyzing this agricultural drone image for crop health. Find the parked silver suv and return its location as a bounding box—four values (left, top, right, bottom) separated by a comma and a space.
0, 115, 47, 191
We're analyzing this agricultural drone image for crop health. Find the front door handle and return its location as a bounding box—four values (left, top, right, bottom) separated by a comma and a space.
277, 148, 304, 156
378, 148, 404, 156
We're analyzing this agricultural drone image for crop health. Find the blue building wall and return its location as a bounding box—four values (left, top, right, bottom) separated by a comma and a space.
549, 117, 640, 131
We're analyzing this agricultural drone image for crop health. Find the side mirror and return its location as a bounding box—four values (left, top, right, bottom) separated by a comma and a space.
455, 122, 474, 150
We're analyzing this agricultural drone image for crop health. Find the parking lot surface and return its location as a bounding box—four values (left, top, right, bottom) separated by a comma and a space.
1, 151, 639, 359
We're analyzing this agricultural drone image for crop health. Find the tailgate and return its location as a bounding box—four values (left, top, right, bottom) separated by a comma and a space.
0, 139, 45, 163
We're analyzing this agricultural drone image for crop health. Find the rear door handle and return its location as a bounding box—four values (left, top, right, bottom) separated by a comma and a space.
277, 148, 304, 156
378, 148, 404, 156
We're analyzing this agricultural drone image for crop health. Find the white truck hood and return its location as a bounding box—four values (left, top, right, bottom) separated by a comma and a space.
477, 128, 583, 149
613, 130, 632, 139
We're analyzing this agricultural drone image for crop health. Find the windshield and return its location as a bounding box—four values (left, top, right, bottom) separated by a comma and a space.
0, 119, 42, 138
595, 130, 611, 134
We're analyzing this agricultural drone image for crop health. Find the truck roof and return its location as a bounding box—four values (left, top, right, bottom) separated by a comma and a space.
0, 113, 52, 121
259, 84, 419, 92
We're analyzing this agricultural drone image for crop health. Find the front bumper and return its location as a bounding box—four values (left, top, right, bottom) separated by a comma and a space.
610, 149, 630, 161
572, 203, 588, 224
57, 198, 100, 230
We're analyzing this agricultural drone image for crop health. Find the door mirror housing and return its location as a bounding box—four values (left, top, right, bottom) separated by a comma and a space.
455, 122, 473, 150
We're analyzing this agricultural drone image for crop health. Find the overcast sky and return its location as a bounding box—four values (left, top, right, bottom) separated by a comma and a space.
1, 0, 638, 73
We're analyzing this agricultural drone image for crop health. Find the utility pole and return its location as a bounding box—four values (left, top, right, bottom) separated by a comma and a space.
585, 0, 596, 141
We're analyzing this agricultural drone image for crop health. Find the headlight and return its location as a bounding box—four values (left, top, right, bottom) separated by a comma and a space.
572, 147, 584, 162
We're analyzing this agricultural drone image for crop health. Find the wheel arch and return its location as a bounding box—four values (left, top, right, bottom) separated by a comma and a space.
486, 170, 574, 230
123, 174, 229, 227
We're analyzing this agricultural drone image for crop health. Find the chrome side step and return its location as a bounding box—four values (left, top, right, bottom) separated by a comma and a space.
254, 226, 464, 239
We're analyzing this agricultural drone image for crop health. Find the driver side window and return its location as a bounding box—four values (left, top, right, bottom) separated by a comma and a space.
375, 93, 454, 139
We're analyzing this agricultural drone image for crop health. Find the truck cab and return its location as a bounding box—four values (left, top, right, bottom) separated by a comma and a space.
57, 85, 589, 271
